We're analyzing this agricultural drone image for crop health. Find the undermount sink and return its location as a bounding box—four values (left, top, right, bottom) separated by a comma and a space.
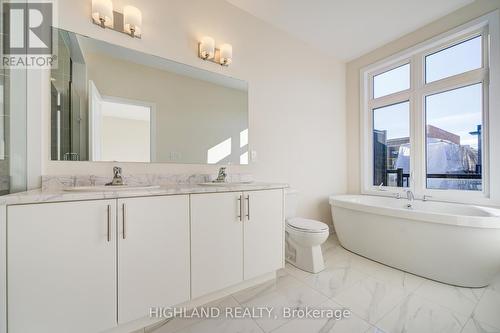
198, 181, 254, 187
64, 185, 160, 192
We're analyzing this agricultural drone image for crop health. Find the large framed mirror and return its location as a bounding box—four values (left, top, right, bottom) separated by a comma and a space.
50, 28, 249, 165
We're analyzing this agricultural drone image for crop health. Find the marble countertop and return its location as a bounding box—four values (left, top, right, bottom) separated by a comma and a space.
0, 182, 289, 206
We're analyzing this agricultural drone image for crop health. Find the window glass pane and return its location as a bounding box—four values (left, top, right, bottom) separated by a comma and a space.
373, 101, 410, 187
426, 36, 482, 83
425, 84, 482, 191
373, 64, 410, 98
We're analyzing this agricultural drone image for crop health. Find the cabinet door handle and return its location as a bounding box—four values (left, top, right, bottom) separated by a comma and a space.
246, 195, 250, 221
107, 204, 111, 242
237, 195, 243, 221
122, 203, 126, 239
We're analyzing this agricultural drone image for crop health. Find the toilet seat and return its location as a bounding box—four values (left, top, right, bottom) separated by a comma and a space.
286, 218, 329, 233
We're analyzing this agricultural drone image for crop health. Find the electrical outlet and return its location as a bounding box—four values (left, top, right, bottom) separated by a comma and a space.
169, 152, 181, 160
251, 150, 257, 162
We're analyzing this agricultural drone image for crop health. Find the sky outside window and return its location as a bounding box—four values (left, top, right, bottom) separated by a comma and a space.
373, 39, 482, 145
373, 64, 410, 98
426, 36, 482, 83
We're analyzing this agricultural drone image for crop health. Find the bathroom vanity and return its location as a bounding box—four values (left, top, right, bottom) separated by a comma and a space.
0, 181, 286, 333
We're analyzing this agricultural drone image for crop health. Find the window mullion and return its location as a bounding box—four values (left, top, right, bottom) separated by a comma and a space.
369, 92, 411, 110
411, 53, 424, 197
420, 68, 487, 96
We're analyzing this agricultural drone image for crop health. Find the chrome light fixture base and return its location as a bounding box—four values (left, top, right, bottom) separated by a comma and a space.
92, 11, 141, 39
198, 43, 229, 67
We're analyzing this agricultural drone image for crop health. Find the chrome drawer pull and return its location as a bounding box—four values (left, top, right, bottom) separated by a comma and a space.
122, 203, 126, 239
107, 205, 111, 242
246, 195, 250, 221
237, 195, 243, 221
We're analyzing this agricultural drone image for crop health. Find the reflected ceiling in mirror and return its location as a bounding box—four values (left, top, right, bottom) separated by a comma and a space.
50, 28, 248, 165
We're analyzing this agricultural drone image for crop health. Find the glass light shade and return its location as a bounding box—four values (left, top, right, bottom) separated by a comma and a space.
91, 0, 113, 27
199, 36, 215, 59
123, 5, 142, 35
219, 44, 233, 65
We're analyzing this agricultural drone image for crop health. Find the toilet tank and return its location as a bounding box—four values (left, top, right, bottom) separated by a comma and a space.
285, 189, 299, 220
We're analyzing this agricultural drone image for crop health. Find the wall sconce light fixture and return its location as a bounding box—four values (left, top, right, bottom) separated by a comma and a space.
219, 44, 233, 66
91, 0, 114, 28
123, 6, 142, 38
198, 36, 233, 67
199, 36, 215, 60
91, 0, 142, 38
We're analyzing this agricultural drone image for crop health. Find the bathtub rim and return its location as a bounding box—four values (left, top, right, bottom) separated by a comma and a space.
329, 194, 500, 229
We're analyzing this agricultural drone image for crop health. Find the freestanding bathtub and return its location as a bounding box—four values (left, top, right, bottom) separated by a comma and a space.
329, 195, 500, 288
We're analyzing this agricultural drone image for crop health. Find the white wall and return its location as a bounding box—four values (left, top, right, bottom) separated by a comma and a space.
346, 0, 500, 194
37, 0, 346, 223
101, 116, 150, 163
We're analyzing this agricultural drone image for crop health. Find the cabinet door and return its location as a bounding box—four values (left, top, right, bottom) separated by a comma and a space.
7, 200, 117, 333
191, 192, 243, 298
243, 189, 284, 280
117, 195, 190, 324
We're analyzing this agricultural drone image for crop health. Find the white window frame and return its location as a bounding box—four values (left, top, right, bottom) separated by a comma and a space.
360, 11, 500, 206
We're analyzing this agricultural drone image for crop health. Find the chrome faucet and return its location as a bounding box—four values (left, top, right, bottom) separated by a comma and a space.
215, 167, 227, 183
406, 190, 414, 208
106, 166, 125, 186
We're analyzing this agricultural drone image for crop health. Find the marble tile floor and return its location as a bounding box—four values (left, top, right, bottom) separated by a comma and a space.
139, 235, 500, 333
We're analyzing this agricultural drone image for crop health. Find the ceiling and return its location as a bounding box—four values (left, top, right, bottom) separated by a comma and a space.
226, 0, 475, 61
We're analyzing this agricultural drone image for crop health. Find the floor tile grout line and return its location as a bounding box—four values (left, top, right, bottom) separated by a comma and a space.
323, 246, 428, 291
410, 283, 481, 319
330, 282, 407, 328
372, 289, 478, 332
326, 297, 380, 329
233, 269, 337, 332
228, 294, 266, 333
326, 273, 372, 299
461, 285, 500, 333
356, 266, 425, 291
372, 289, 419, 328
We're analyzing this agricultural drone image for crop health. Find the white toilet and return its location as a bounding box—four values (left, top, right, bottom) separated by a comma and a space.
285, 189, 329, 273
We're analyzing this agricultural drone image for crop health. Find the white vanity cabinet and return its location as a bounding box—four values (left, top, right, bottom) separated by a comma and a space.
191, 192, 244, 298
243, 189, 284, 280
6, 195, 191, 333
117, 195, 190, 324
191, 189, 284, 298
7, 200, 118, 333
3, 186, 285, 333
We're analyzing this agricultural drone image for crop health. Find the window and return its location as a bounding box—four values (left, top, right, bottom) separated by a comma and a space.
373, 101, 410, 187
425, 84, 483, 191
361, 12, 499, 203
373, 64, 410, 98
425, 36, 482, 83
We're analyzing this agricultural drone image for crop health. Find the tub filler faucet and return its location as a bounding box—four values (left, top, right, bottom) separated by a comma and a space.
406, 190, 415, 208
